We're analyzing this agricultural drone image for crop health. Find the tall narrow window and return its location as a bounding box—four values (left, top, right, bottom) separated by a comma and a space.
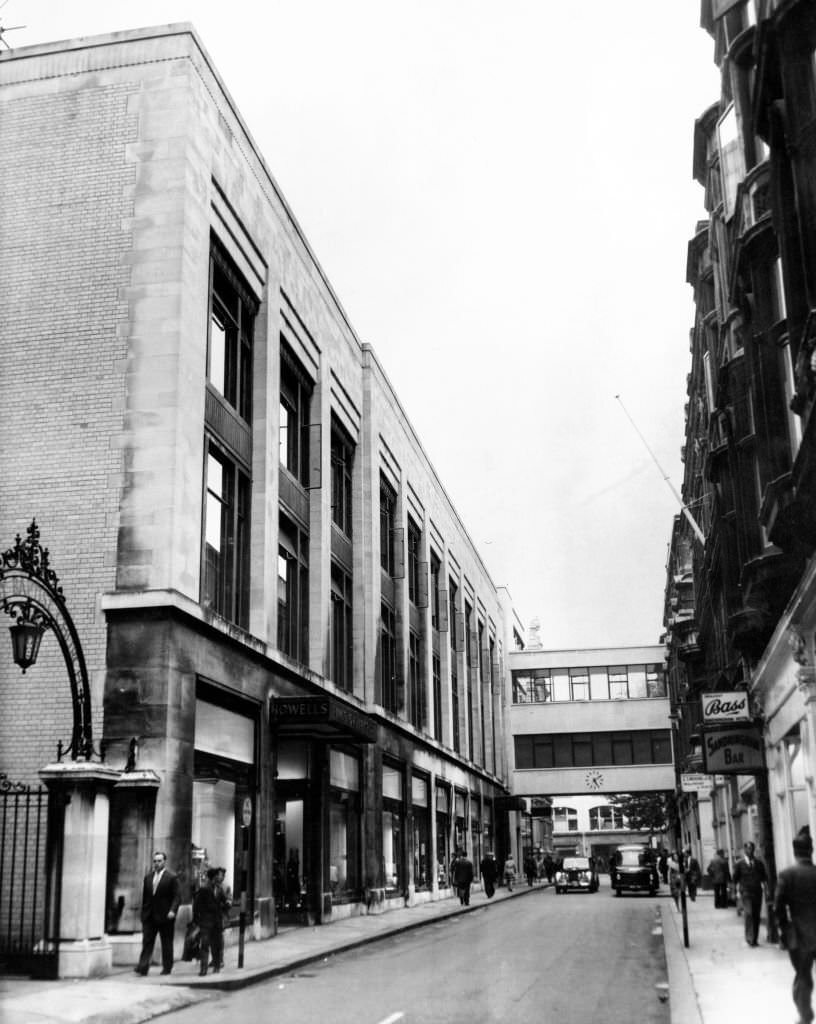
409, 629, 423, 729
331, 421, 354, 537
208, 245, 254, 422
380, 476, 396, 575
432, 652, 442, 743
449, 580, 460, 753
380, 603, 398, 713
203, 445, 250, 627
280, 342, 313, 486
278, 513, 308, 663
407, 517, 421, 604
465, 602, 474, 759
430, 551, 441, 630
330, 564, 353, 691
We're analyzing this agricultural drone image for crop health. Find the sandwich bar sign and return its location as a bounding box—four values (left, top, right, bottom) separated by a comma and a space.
702, 725, 764, 773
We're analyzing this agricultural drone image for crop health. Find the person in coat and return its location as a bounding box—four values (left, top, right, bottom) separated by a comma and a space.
706, 848, 731, 909
452, 849, 474, 906
776, 828, 816, 1024
210, 867, 232, 970
193, 868, 223, 975
733, 841, 768, 946
135, 851, 181, 976
503, 854, 517, 892
480, 851, 498, 899
684, 848, 702, 902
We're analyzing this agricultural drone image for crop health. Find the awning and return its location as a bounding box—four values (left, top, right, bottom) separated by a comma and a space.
270, 695, 378, 744
494, 795, 529, 813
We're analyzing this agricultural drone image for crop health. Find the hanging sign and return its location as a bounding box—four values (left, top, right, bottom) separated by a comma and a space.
701, 691, 751, 724
681, 772, 712, 793
702, 725, 764, 773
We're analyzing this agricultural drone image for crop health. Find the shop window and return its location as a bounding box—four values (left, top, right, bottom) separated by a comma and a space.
329, 749, 361, 900
412, 773, 430, 891
454, 790, 467, 853
202, 443, 250, 628
435, 784, 451, 887
192, 694, 256, 915
470, 793, 482, 870
382, 762, 404, 895
784, 731, 810, 835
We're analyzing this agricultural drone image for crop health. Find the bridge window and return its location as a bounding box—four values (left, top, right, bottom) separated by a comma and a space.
514, 730, 672, 769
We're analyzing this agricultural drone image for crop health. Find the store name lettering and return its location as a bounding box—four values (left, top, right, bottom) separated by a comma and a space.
273, 700, 330, 718
704, 695, 747, 718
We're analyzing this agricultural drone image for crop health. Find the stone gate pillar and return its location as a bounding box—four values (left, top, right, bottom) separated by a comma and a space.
39, 760, 121, 978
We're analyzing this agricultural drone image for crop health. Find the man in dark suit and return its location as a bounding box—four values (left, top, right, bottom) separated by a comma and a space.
776, 828, 816, 1024
135, 850, 181, 976
733, 841, 768, 946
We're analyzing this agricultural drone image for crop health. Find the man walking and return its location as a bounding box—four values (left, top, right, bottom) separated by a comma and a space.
480, 850, 498, 899
776, 828, 816, 1024
706, 848, 731, 909
136, 850, 181, 975
452, 848, 474, 906
733, 841, 768, 946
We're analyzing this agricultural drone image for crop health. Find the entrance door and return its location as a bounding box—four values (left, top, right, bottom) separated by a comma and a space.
274, 788, 308, 922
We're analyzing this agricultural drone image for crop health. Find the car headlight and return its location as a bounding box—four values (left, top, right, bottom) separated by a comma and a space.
555, 871, 564, 882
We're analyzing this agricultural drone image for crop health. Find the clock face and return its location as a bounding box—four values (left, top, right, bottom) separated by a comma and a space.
585, 770, 604, 791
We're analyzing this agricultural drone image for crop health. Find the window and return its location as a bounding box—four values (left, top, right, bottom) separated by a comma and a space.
208, 243, 254, 422
412, 773, 430, 891
514, 731, 672, 769
330, 564, 353, 691
202, 444, 250, 627
331, 420, 354, 537
449, 580, 460, 753
570, 668, 590, 701
329, 749, 361, 900
432, 652, 442, 743
478, 623, 487, 766
609, 667, 629, 699
407, 517, 422, 604
553, 806, 578, 832
465, 602, 474, 759
279, 342, 312, 486
489, 638, 497, 773
277, 513, 308, 662
435, 784, 451, 887
380, 476, 396, 575
380, 603, 398, 713
646, 664, 666, 698
409, 628, 424, 729
717, 104, 745, 221
382, 762, 404, 895
589, 805, 624, 831
429, 551, 441, 630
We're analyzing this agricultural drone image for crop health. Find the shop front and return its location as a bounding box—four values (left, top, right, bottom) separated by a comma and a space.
269, 694, 377, 924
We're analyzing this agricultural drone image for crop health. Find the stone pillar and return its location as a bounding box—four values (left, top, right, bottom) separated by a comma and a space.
39, 761, 122, 978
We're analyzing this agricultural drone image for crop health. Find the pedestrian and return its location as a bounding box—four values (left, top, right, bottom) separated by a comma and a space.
668, 850, 682, 909
776, 828, 816, 1024
193, 867, 223, 976
452, 848, 474, 905
480, 850, 498, 899
503, 853, 517, 892
544, 853, 554, 884
685, 848, 701, 902
706, 848, 731, 909
658, 850, 669, 886
733, 840, 768, 946
534, 848, 545, 883
211, 867, 232, 970
135, 850, 181, 976
524, 852, 537, 887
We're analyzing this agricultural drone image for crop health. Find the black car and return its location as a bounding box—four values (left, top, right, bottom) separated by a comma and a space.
554, 856, 599, 894
610, 844, 659, 897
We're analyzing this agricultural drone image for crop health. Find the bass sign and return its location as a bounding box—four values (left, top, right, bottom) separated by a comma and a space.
701, 691, 751, 724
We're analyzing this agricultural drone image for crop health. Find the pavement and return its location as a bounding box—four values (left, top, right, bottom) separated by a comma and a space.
0, 883, 796, 1024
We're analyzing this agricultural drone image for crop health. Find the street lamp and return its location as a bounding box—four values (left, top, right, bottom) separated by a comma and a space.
1, 519, 100, 761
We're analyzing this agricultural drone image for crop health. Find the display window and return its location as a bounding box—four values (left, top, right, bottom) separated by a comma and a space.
274, 739, 310, 918
412, 773, 431, 891
435, 783, 451, 886
329, 748, 361, 901
454, 789, 467, 853
382, 761, 405, 895
192, 694, 257, 917
470, 791, 482, 869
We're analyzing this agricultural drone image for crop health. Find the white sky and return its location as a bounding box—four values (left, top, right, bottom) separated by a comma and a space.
6, 2, 721, 649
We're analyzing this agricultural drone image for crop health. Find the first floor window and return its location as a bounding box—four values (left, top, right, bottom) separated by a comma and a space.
203, 444, 250, 627
432, 652, 442, 742
278, 514, 308, 662
409, 629, 424, 729
451, 664, 460, 753
331, 564, 353, 691
380, 604, 398, 712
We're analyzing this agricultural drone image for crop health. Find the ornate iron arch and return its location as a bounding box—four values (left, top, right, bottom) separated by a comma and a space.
0, 520, 96, 761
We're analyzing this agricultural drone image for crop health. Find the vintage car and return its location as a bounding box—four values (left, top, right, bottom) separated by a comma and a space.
609, 844, 659, 896
554, 856, 599, 894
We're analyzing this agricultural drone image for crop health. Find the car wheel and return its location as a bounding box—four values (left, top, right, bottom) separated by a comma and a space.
649, 887, 656, 896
